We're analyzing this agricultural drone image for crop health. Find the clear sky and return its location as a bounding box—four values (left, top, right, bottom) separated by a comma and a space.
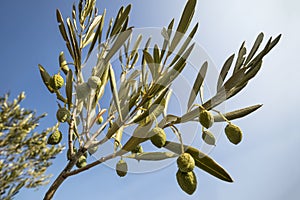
1, 0, 300, 200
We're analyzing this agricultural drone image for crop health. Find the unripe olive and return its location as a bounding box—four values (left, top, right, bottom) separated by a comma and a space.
177, 153, 195, 173
50, 73, 64, 90
202, 130, 216, 145
47, 130, 62, 145
76, 155, 87, 168
176, 170, 197, 195
149, 127, 166, 148
116, 160, 128, 177
199, 109, 214, 129
131, 144, 143, 154
96, 116, 104, 125
225, 123, 242, 145
56, 107, 71, 123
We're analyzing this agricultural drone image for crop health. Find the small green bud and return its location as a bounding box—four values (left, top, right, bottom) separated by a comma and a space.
56, 107, 71, 123
176, 170, 197, 195
76, 155, 87, 168
202, 130, 216, 145
96, 116, 104, 125
116, 160, 128, 177
131, 144, 143, 154
47, 130, 62, 145
225, 123, 242, 145
199, 109, 214, 129
50, 73, 64, 90
177, 153, 195, 173
149, 127, 166, 148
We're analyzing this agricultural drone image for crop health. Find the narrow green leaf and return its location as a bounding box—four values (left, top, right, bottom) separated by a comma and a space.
66, 70, 73, 110
164, 141, 233, 182
66, 18, 81, 66
169, 0, 196, 54
214, 104, 262, 122
109, 64, 123, 121
59, 51, 69, 75
85, 18, 103, 62
56, 9, 74, 59
105, 28, 132, 63
83, 15, 102, 48
217, 54, 235, 92
38, 64, 54, 93
110, 5, 131, 37
245, 32, 264, 64
160, 18, 175, 60
127, 152, 177, 161
187, 61, 208, 110
233, 42, 246, 74
153, 44, 161, 65
130, 34, 143, 59
143, 50, 157, 80
169, 23, 199, 67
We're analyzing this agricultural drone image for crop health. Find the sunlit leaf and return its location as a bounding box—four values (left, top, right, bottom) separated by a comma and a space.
216, 54, 235, 92
109, 64, 123, 121
187, 61, 208, 110
169, 0, 196, 55
245, 32, 264, 64
38, 64, 54, 93
66, 70, 73, 110
127, 152, 177, 161
214, 104, 262, 122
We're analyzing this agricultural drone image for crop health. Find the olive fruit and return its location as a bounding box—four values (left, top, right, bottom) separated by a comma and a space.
177, 153, 195, 173
176, 170, 197, 195
47, 130, 62, 145
56, 107, 71, 123
116, 160, 128, 177
149, 127, 166, 148
225, 123, 242, 145
199, 109, 214, 129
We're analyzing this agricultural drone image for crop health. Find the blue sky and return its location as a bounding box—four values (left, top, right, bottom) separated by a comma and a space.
1, 0, 300, 200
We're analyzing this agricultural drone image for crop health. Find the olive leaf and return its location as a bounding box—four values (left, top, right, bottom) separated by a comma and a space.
85, 12, 105, 63
126, 152, 177, 161
160, 18, 175, 60
168, 0, 196, 55
187, 61, 208, 110
164, 141, 233, 182
245, 32, 264, 65
38, 64, 54, 93
216, 54, 235, 92
110, 5, 131, 37
105, 28, 132, 64
169, 23, 199, 67
108, 64, 123, 121
233, 42, 247, 74
214, 104, 262, 122
66, 70, 73, 110
59, 51, 69, 75
143, 50, 157, 80
56, 9, 74, 59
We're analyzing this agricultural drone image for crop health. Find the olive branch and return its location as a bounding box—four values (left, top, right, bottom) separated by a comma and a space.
38, 0, 281, 199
